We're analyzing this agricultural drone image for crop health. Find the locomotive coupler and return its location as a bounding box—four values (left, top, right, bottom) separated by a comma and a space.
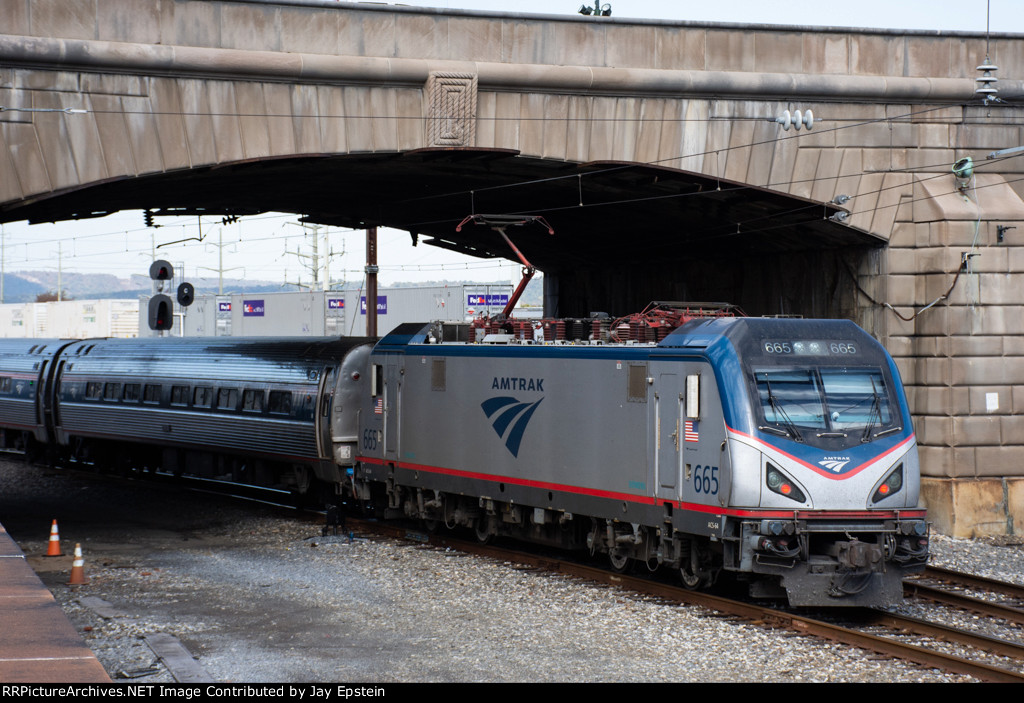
830, 539, 884, 571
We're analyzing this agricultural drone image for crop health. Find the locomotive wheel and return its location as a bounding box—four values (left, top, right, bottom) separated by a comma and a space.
608, 551, 632, 574
679, 538, 713, 589
680, 548, 712, 589
473, 518, 492, 544
423, 518, 441, 533
679, 565, 708, 589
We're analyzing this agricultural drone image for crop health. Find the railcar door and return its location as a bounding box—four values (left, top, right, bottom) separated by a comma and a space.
34, 360, 48, 429
384, 358, 402, 461
42, 342, 78, 444
675, 362, 730, 510
315, 367, 336, 461
652, 370, 681, 502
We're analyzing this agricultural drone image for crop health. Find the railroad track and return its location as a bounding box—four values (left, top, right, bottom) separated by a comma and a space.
348, 520, 1024, 683
178, 478, 1024, 684
903, 565, 1024, 625
38, 461, 1024, 682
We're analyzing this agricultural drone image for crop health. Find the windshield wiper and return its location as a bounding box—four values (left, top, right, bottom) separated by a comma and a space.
871, 426, 902, 439
764, 378, 803, 443
860, 377, 882, 443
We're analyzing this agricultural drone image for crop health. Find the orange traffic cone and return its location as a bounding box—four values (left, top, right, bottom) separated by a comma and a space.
45, 519, 62, 557
68, 543, 89, 585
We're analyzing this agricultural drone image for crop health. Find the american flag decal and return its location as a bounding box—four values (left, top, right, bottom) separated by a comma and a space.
374, 398, 383, 415
684, 420, 699, 443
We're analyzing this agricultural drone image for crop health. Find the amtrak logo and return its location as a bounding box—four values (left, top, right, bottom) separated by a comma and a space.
819, 456, 851, 473
481, 396, 544, 458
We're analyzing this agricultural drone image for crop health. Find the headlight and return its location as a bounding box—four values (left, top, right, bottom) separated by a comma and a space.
871, 463, 903, 504
766, 463, 806, 503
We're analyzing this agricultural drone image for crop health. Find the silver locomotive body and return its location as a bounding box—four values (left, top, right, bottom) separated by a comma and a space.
354, 318, 927, 606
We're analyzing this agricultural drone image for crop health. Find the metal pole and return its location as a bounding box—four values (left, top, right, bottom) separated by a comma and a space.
366, 226, 378, 337
311, 228, 319, 290
322, 226, 329, 292
218, 229, 223, 294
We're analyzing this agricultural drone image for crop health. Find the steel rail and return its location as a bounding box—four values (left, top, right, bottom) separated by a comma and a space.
904, 581, 1024, 626
864, 611, 1024, 661
922, 565, 1024, 601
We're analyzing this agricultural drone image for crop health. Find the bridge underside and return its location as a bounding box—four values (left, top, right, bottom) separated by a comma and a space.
3, 149, 877, 317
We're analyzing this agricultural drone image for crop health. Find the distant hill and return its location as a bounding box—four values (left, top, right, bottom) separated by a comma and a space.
0, 274, 48, 302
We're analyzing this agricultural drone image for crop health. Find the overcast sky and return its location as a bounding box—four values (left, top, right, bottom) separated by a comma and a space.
2, 0, 1021, 290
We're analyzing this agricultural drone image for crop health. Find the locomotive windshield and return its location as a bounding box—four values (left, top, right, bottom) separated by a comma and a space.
754, 367, 894, 440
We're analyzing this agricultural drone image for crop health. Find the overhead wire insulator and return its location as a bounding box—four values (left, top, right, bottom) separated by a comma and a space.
976, 58, 999, 101
774, 109, 814, 131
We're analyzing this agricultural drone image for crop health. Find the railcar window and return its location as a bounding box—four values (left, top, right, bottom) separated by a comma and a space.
123, 383, 141, 402
103, 382, 121, 401
754, 368, 892, 432
170, 385, 189, 406
217, 388, 238, 410
242, 389, 265, 412
268, 390, 291, 415
755, 370, 826, 429
0, 377, 10, 393
86, 382, 103, 400
820, 370, 892, 429
371, 364, 383, 397
193, 386, 214, 408
143, 384, 161, 404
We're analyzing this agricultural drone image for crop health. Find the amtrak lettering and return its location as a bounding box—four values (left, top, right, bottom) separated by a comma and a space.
819, 456, 851, 473
491, 377, 544, 392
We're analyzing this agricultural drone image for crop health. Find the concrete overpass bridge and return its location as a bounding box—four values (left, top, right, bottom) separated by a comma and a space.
3, 0, 1024, 534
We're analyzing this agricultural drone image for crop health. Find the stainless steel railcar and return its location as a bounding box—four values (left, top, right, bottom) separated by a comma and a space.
0, 337, 373, 494
0, 340, 70, 455
354, 317, 928, 606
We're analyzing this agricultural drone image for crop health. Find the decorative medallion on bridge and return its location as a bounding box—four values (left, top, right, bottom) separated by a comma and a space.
426, 72, 478, 147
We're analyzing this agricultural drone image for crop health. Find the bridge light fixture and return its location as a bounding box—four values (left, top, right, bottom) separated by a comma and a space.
952, 157, 974, 192
578, 3, 611, 17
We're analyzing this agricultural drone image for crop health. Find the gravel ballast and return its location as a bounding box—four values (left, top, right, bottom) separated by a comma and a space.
1, 459, 1019, 683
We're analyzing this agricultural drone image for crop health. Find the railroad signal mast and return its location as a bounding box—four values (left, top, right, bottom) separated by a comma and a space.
147, 259, 195, 333
148, 260, 174, 333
